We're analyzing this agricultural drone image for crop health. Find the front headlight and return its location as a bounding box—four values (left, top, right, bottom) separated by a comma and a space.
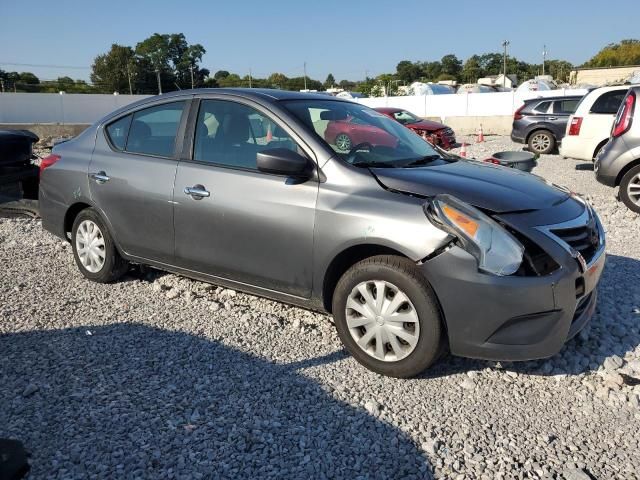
425, 194, 524, 276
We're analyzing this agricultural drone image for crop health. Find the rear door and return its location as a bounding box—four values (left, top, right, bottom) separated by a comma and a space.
172, 97, 318, 297
550, 98, 580, 139
89, 99, 190, 262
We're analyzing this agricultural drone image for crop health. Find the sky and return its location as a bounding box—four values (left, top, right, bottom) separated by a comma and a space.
0, 0, 637, 83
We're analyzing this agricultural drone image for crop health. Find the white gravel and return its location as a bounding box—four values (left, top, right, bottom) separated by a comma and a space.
2, 136, 640, 479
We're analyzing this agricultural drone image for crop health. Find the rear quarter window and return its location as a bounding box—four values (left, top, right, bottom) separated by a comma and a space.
106, 115, 132, 150
532, 101, 551, 114
590, 90, 627, 114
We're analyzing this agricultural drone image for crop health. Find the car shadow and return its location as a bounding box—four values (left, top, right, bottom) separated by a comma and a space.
575, 162, 594, 171
0, 324, 431, 479
420, 253, 640, 380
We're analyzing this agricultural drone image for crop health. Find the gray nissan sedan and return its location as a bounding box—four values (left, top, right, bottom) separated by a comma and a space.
39, 89, 606, 377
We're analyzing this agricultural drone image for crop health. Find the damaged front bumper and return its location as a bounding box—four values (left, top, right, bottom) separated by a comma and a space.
420, 203, 606, 362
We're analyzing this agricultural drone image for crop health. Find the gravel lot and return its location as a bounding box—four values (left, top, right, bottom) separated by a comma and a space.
2, 136, 640, 479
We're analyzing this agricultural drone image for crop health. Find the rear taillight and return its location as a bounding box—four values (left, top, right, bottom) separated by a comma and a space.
568, 117, 583, 136
39, 154, 61, 174
513, 104, 526, 121
612, 92, 635, 138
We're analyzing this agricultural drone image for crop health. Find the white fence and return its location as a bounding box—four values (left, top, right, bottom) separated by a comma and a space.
0, 93, 151, 124
357, 88, 589, 118
0, 89, 589, 125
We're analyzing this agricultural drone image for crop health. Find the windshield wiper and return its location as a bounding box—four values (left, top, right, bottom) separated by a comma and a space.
401, 155, 442, 167
351, 160, 397, 168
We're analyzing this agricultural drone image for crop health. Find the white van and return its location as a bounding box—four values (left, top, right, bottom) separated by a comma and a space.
560, 85, 633, 161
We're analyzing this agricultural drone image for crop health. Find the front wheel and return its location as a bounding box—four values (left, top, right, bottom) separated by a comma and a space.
619, 165, 640, 214
332, 255, 444, 378
71, 208, 129, 283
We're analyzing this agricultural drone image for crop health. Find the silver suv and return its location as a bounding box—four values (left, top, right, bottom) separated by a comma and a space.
595, 86, 640, 212
39, 89, 606, 377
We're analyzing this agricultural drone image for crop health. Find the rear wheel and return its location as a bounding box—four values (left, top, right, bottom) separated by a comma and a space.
332, 255, 443, 378
71, 208, 129, 282
619, 165, 640, 214
528, 130, 555, 154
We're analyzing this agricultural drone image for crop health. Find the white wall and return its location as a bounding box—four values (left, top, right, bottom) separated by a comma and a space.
356, 88, 588, 119
0, 89, 588, 125
0, 93, 151, 124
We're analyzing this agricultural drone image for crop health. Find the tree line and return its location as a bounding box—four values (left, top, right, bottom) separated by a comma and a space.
1, 37, 638, 95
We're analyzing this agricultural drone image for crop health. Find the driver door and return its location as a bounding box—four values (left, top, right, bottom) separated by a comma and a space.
172, 98, 319, 298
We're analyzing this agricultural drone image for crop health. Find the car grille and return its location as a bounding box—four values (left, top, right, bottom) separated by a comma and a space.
550, 222, 600, 265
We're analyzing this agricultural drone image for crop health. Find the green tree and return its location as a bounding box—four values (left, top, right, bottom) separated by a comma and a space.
420, 61, 442, 82
396, 60, 420, 83
214, 70, 230, 80
584, 39, 640, 67
324, 73, 335, 88
91, 44, 138, 93
440, 54, 462, 80
461, 55, 482, 83
267, 72, 288, 89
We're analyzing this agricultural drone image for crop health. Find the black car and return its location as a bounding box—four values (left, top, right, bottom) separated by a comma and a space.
511, 95, 583, 154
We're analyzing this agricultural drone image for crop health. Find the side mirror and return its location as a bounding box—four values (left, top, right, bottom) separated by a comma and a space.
257, 148, 311, 177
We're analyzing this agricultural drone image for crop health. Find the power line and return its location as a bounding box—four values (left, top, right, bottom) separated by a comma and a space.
0, 61, 91, 70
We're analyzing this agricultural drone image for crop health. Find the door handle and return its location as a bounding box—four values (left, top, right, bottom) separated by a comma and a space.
89, 171, 110, 184
548, 116, 558, 120
184, 185, 210, 199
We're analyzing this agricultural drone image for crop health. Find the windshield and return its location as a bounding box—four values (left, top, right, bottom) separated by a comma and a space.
392, 110, 420, 125
281, 99, 446, 167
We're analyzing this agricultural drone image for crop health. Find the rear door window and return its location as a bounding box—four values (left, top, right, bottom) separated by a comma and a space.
125, 101, 186, 157
590, 90, 627, 114
554, 99, 580, 114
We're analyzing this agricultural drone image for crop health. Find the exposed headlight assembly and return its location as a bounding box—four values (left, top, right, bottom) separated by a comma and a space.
425, 194, 524, 276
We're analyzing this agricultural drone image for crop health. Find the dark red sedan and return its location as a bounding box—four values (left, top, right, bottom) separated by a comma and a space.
374, 107, 457, 150
324, 115, 398, 152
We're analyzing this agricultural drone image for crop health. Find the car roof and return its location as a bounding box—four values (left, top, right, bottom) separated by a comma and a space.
99, 88, 348, 124
523, 95, 583, 103
160, 87, 335, 102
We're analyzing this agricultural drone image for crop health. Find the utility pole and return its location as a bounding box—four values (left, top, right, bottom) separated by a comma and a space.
0, 79, 4, 93
126, 63, 133, 95
542, 45, 547, 76
502, 40, 510, 88
303, 62, 307, 90
189, 64, 195, 89
155, 68, 162, 94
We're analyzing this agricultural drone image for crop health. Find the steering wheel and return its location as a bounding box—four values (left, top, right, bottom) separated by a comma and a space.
346, 142, 374, 163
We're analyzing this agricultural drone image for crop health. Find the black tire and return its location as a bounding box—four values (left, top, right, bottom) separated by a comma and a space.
71, 208, 129, 283
619, 164, 640, 214
332, 255, 444, 378
335, 133, 352, 152
527, 130, 555, 155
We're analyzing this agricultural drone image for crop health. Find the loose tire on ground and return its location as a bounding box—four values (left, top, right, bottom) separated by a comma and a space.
332, 255, 444, 378
71, 208, 129, 283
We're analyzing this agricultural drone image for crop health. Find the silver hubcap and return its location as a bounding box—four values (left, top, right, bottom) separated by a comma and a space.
75, 220, 106, 273
345, 280, 420, 362
627, 173, 640, 206
335, 134, 351, 151
531, 133, 551, 152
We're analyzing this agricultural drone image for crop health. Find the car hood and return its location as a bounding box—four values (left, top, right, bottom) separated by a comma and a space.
407, 120, 447, 131
370, 160, 571, 213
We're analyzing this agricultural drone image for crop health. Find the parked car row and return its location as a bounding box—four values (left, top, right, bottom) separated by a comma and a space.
39, 88, 604, 377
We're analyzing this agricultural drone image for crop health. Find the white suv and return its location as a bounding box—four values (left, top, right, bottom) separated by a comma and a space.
560, 85, 632, 162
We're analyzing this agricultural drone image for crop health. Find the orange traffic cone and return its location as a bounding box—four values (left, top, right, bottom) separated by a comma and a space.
476, 124, 485, 143
460, 142, 467, 157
